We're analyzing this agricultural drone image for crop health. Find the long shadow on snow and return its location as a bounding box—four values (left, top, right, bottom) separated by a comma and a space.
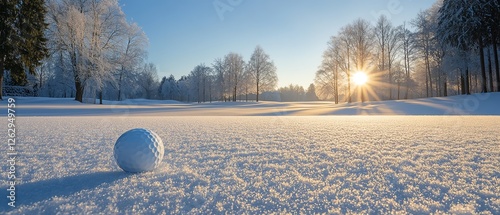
0, 171, 127, 211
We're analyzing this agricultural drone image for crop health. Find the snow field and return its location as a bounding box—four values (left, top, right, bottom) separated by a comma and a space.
1, 116, 499, 214
6, 92, 500, 116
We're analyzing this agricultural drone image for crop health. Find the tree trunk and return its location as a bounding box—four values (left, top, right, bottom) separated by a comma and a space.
425, 61, 429, 97
209, 84, 212, 103
493, 38, 500, 92
426, 55, 433, 97
0, 60, 4, 100
437, 71, 441, 97
479, 38, 487, 93
443, 75, 447, 97
117, 69, 123, 101
403, 33, 410, 100
474, 73, 478, 92
203, 79, 206, 103
39, 65, 43, 91
388, 62, 392, 100
488, 47, 493, 92
397, 82, 400, 100
465, 67, 470, 95
256, 80, 259, 102
99, 91, 103, 104
75, 78, 84, 102
347, 46, 351, 103
233, 86, 236, 102
335, 65, 339, 104
460, 73, 465, 95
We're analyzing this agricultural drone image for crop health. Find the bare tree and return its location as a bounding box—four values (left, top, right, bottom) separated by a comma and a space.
351, 19, 373, 73
386, 25, 403, 99
138, 63, 158, 99
316, 36, 342, 103
242, 66, 255, 102
115, 23, 148, 101
189, 64, 211, 103
374, 15, 404, 99
338, 26, 353, 103
401, 23, 415, 99
374, 15, 391, 95
224, 53, 245, 102
247, 46, 278, 102
212, 58, 227, 101
413, 10, 436, 97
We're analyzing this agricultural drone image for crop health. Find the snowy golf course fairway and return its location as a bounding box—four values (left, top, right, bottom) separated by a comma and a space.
1, 94, 499, 214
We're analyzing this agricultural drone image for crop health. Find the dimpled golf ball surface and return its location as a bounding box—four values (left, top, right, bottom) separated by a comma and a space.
114, 128, 164, 173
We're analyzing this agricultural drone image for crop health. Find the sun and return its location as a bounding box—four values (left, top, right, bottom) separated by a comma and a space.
353, 71, 368, 86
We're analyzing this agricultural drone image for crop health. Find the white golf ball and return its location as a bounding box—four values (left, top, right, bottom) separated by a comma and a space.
114, 128, 164, 173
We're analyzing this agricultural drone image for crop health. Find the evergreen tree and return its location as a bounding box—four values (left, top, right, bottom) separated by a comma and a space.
306, 83, 318, 101
16, 0, 48, 85
0, 0, 21, 100
0, 0, 48, 98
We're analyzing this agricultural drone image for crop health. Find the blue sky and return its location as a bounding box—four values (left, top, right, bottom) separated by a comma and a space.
119, 0, 436, 88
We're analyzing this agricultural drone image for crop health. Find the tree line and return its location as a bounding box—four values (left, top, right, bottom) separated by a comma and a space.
156, 46, 279, 103
315, 0, 500, 103
1, 0, 499, 103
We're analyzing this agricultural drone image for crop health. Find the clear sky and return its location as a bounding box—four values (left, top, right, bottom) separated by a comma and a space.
119, 0, 436, 88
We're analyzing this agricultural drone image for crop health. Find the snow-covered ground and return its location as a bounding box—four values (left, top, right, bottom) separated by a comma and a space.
1, 94, 499, 214
6, 92, 500, 116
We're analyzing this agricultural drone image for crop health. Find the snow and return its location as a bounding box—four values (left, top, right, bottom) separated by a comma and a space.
0, 94, 499, 213
5, 92, 500, 116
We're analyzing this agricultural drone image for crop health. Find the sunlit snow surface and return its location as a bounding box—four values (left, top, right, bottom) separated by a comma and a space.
2, 116, 499, 214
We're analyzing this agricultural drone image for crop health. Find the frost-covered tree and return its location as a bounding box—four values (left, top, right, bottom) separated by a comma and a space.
401, 23, 415, 99
484, 0, 500, 92
241, 66, 255, 102
316, 37, 343, 103
212, 57, 228, 101
159, 75, 179, 100
189, 64, 212, 103
177, 75, 190, 102
437, 0, 491, 93
373, 15, 392, 98
224, 52, 245, 102
333, 19, 373, 102
44, 51, 76, 97
338, 27, 353, 102
279, 84, 305, 102
247, 46, 278, 102
374, 15, 391, 74
115, 22, 148, 101
413, 10, 435, 97
137, 63, 158, 99
350, 19, 373, 75
46, 0, 128, 102
385, 25, 403, 99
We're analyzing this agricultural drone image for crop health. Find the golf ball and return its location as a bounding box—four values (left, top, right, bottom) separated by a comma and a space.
114, 128, 164, 173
